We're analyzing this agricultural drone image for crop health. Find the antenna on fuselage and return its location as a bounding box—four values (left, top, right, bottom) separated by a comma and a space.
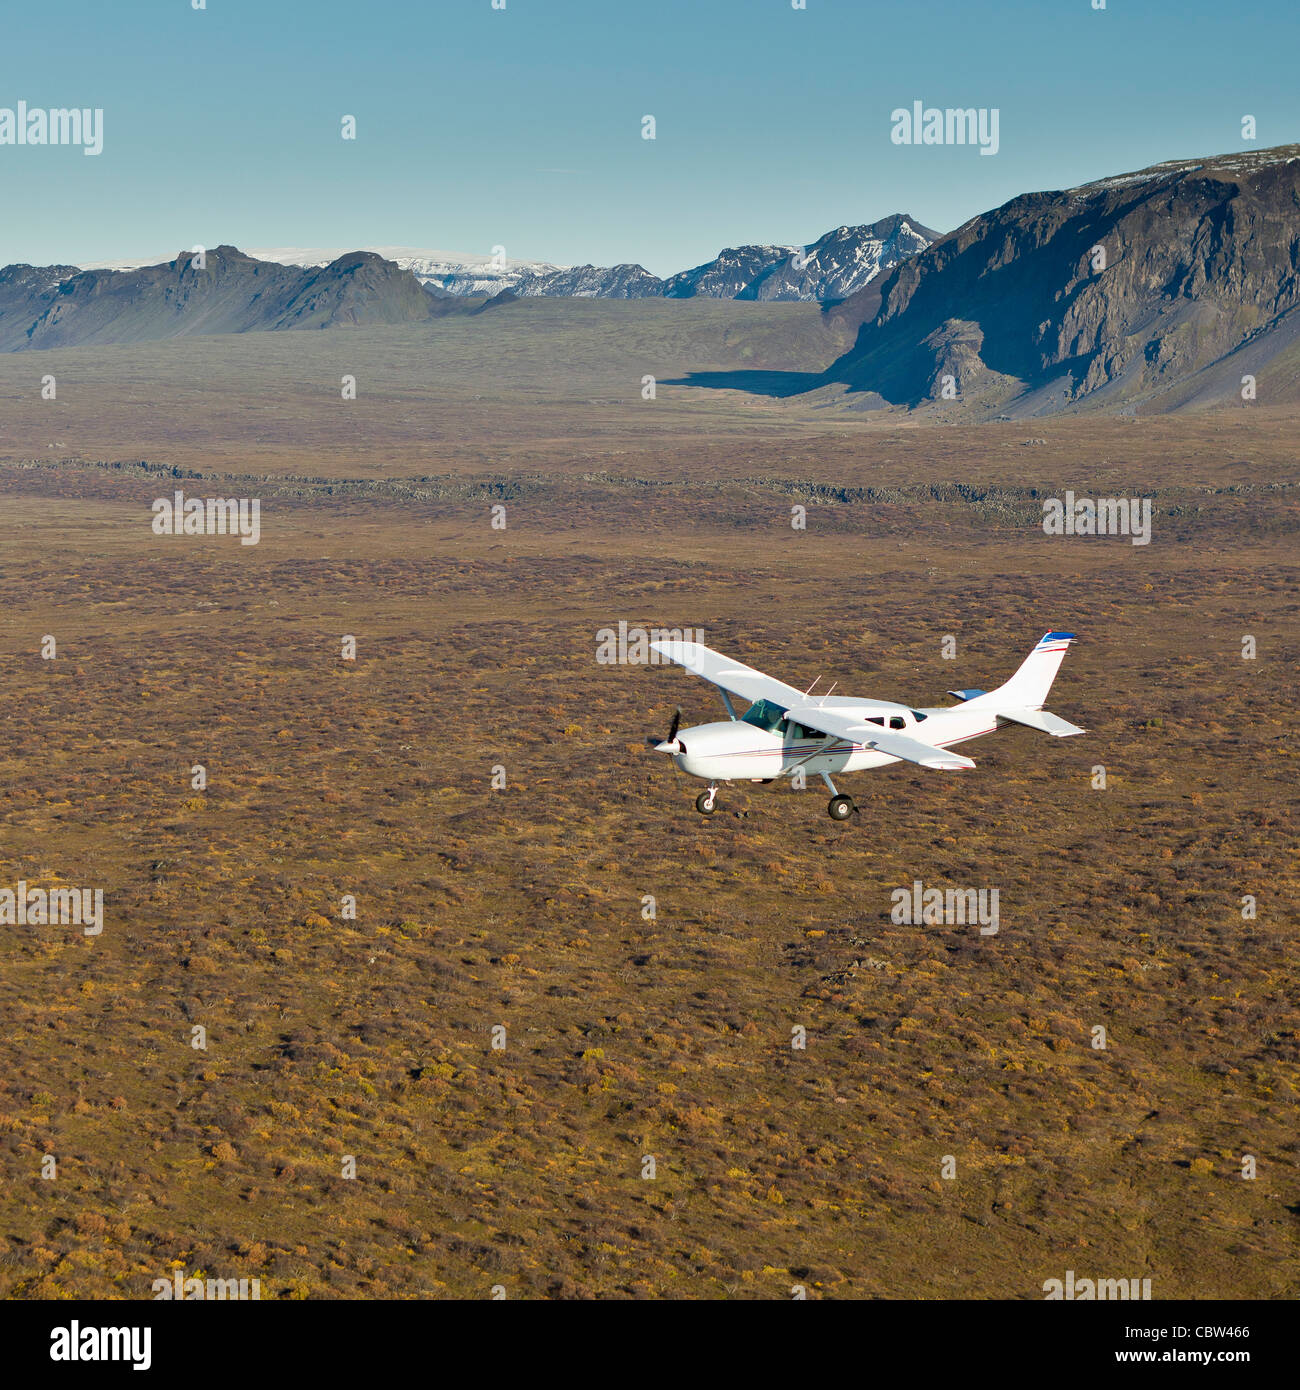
803, 675, 821, 698
821, 682, 837, 704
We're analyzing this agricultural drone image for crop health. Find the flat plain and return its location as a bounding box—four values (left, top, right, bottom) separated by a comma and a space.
0, 301, 1295, 1298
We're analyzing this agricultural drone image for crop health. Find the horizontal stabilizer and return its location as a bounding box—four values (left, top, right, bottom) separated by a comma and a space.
997, 706, 1086, 738
947, 688, 986, 702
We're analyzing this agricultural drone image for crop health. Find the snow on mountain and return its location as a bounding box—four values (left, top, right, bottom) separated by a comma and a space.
505, 217, 937, 301
662, 217, 937, 302
250, 247, 566, 296
662, 244, 800, 299
512, 262, 665, 298
74, 246, 565, 296
63, 219, 939, 303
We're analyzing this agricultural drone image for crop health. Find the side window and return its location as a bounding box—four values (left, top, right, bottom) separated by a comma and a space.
889, 716, 906, 730
866, 716, 884, 727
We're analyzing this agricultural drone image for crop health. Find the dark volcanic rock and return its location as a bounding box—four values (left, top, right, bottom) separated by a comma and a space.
825, 146, 1300, 414
662, 244, 796, 299
273, 250, 440, 329
0, 263, 80, 351
9, 246, 442, 350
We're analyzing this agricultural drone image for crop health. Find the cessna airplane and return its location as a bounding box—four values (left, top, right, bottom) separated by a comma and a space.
645, 631, 1083, 819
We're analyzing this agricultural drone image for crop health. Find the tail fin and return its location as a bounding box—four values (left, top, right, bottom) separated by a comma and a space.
973, 631, 1076, 712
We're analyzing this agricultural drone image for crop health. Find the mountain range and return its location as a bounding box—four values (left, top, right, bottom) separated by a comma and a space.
4, 145, 1300, 416
509, 216, 938, 300
0, 217, 937, 351
72, 245, 561, 299
665, 144, 1300, 416
68, 218, 937, 304
0, 246, 458, 352
816, 145, 1300, 415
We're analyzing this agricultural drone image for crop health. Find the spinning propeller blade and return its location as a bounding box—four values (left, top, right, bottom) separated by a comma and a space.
646, 706, 683, 753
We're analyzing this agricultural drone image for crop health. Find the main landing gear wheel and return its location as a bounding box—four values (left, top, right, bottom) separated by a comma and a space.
695, 790, 718, 816
827, 795, 855, 821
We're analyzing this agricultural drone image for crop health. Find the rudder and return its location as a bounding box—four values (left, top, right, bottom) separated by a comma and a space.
979, 631, 1076, 711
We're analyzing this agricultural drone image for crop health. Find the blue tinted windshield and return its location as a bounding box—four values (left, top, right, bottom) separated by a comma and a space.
740, 698, 786, 733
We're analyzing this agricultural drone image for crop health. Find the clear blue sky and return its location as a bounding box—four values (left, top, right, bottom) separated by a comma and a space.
1, 0, 1296, 274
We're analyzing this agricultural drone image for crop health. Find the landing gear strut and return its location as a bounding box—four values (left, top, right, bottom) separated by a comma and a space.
695, 786, 719, 816
821, 772, 856, 821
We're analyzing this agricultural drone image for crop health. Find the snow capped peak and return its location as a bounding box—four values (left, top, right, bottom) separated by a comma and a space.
61, 219, 939, 304
71, 245, 567, 295
248, 247, 567, 295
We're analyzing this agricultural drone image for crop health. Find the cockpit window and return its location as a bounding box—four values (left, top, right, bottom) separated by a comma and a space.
740, 698, 787, 734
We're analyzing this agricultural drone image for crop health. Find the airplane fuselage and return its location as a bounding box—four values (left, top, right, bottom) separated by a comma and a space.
673, 699, 997, 783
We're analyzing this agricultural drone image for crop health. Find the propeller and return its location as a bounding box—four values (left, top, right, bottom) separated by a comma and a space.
646, 706, 683, 753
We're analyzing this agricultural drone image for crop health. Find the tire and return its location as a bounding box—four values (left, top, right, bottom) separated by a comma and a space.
695, 792, 717, 816
827, 795, 854, 821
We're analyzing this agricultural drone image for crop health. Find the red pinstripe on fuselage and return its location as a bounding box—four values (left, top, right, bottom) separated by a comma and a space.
673, 705, 999, 781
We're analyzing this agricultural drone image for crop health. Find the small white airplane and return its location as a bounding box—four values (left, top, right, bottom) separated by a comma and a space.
646, 631, 1084, 819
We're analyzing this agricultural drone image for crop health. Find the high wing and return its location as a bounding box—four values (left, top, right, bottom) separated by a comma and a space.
648, 641, 807, 708
781, 703, 976, 771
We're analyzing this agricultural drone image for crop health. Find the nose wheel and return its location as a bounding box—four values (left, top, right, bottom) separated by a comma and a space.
695, 787, 719, 816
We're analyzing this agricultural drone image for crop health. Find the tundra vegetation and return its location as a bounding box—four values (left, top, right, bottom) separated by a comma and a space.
0, 308, 1295, 1299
